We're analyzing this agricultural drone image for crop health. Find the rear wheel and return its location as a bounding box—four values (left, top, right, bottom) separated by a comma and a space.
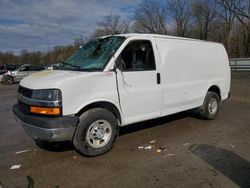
2, 75, 14, 85
73, 108, 118, 156
199, 91, 220, 120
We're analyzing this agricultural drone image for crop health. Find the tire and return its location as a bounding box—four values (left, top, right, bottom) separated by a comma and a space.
73, 108, 118, 156
2, 75, 14, 85
199, 91, 220, 120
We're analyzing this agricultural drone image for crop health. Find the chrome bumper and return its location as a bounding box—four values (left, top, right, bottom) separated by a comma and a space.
20, 120, 76, 141
13, 104, 78, 142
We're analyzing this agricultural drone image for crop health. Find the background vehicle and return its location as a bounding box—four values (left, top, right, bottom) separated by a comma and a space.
47, 63, 62, 70
0, 64, 21, 83
13, 34, 231, 156
1, 64, 46, 85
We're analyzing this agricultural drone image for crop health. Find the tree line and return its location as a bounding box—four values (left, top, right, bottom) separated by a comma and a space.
0, 0, 249, 66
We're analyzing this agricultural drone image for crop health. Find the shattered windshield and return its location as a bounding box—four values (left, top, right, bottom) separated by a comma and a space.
59, 36, 125, 71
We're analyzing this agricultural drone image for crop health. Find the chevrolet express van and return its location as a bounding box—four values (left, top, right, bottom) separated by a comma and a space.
13, 34, 231, 156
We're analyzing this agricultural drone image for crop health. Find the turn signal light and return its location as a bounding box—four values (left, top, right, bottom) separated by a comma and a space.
30, 106, 60, 115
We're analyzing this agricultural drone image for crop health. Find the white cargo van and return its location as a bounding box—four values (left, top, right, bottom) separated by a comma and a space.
13, 34, 231, 156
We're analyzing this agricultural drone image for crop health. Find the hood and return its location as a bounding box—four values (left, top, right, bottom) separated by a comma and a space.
3, 70, 14, 76
20, 70, 93, 89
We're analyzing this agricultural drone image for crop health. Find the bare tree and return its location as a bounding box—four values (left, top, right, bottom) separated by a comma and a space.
216, 0, 250, 56
217, 0, 249, 20
167, 0, 191, 37
192, 0, 217, 40
215, 0, 240, 55
133, 0, 168, 34
93, 14, 129, 37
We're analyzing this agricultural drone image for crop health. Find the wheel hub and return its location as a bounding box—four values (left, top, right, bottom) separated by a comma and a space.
93, 127, 105, 140
86, 120, 112, 148
208, 98, 218, 114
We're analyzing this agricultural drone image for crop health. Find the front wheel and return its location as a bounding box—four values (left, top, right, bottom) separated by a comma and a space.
2, 75, 14, 85
199, 91, 220, 120
73, 108, 118, 156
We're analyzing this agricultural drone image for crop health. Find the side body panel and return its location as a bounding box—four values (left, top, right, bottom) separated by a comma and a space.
60, 72, 120, 117
154, 37, 230, 116
15, 70, 30, 82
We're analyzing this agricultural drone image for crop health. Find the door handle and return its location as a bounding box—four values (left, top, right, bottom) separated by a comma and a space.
157, 73, 161, 84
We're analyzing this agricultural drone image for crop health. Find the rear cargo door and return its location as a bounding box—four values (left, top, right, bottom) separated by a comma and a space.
116, 39, 162, 124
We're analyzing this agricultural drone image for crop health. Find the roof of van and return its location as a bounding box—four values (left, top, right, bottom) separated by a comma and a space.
109, 33, 219, 44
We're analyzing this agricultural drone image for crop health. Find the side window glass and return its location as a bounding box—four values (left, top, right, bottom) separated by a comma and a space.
119, 40, 156, 71
30, 66, 39, 71
30, 66, 34, 71
20, 66, 29, 71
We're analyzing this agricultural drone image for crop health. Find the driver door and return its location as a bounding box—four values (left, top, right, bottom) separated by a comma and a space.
16, 65, 30, 81
116, 40, 162, 125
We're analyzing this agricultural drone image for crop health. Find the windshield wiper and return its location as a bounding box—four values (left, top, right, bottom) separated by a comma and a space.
60, 61, 82, 71
59, 61, 102, 72
79, 68, 103, 72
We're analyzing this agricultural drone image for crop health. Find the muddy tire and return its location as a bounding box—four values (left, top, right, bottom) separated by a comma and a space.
199, 91, 220, 120
2, 75, 14, 85
73, 108, 118, 156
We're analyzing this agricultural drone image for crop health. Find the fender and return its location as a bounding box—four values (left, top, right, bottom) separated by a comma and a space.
75, 98, 124, 125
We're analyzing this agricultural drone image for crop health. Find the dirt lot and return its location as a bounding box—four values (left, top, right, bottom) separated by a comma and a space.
0, 72, 250, 188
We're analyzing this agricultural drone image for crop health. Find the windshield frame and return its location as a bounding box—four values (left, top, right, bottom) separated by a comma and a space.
59, 36, 126, 72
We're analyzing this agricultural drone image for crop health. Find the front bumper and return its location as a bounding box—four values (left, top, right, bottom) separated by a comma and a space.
13, 104, 78, 142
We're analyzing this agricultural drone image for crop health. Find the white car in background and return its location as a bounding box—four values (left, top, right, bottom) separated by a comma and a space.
47, 63, 62, 70
1, 64, 46, 85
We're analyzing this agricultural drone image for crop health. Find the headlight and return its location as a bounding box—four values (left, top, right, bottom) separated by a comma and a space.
17, 87, 62, 116
32, 89, 62, 101
30, 89, 62, 116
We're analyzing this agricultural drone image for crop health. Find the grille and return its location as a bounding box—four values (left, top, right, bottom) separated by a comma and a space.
18, 86, 33, 98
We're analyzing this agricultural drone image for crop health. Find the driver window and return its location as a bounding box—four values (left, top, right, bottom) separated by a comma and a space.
20, 66, 29, 71
119, 40, 156, 71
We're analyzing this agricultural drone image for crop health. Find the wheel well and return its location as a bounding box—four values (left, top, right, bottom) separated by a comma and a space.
3, 74, 13, 79
208, 85, 221, 100
76, 102, 121, 125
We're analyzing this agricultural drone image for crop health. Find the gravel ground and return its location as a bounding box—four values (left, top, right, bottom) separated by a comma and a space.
0, 71, 249, 188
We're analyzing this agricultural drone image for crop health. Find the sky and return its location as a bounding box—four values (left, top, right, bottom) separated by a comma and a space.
0, 0, 141, 53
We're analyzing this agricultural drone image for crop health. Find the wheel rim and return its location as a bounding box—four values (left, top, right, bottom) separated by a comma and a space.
86, 120, 112, 149
4, 77, 12, 84
208, 98, 218, 115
